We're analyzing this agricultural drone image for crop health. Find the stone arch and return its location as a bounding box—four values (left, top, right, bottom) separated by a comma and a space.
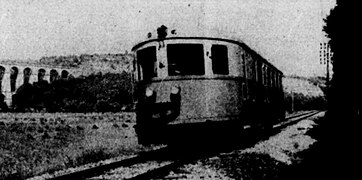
12, 67, 34, 112
38, 68, 46, 82
61, 70, 69, 79
0, 66, 5, 93
10, 66, 19, 92
50, 69, 59, 83
23, 67, 32, 84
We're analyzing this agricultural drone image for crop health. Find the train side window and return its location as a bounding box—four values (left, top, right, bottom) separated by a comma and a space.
245, 54, 254, 80
167, 44, 205, 76
265, 67, 269, 86
275, 72, 278, 88
251, 59, 256, 81
137, 46, 157, 79
274, 72, 277, 88
211, 45, 229, 75
242, 82, 247, 100
255, 60, 259, 82
270, 71, 273, 87
241, 53, 246, 78
258, 62, 262, 83
268, 69, 272, 87
262, 65, 266, 85
265, 67, 268, 85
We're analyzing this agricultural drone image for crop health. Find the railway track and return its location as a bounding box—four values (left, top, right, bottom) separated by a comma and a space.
45, 110, 322, 180
275, 110, 321, 129
46, 147, 170, 180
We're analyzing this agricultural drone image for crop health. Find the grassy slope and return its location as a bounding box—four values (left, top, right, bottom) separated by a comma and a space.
283, 76, 327, 112
0, 112, 151, 179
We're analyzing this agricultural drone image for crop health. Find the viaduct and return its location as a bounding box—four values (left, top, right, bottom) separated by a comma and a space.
0, 54, 134, 107
0, 60, 82, 107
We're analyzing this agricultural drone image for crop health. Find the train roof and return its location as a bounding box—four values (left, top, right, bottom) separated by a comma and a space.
131, 37, 283, 75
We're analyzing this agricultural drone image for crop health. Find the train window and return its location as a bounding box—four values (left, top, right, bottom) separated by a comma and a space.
137, 46, 157, 79
274, 72, 277, 88
257, 61, 262, 82
269, 71, 273, 87
211, 45, 229, 75
242, 82, 247, 100
278, 74, 282, 89
275, 72, 278, 88
268, 69, 272, 87
263, 65, 267, 85
265, 67, 268, 85
241, 54, 246, 78
264, 67, 268, 86
245, 54, 254, 80
251, 59, 256, 81
167, 44, 205, 76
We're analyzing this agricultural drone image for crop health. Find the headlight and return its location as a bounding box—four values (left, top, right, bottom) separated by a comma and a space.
144, 87, 156, 104
145, 87, 154, 97
171, 86, 180, 94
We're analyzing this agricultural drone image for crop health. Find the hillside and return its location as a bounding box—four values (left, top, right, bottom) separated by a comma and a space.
283, 75, 326, 97
283, 75, 327, 112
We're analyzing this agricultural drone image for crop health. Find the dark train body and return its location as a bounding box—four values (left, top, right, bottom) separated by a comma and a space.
132, 37, 284, 145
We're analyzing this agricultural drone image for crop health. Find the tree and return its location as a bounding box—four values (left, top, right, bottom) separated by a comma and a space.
320, 1, 361, 179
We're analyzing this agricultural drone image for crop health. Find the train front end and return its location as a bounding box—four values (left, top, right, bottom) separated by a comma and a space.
132, 37, 248, 145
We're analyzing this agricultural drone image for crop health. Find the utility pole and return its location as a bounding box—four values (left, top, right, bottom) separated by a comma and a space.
320, 41, 331, 88
291, 90, 294, 112
319, 0, 332, 89
326, 43, 330, 87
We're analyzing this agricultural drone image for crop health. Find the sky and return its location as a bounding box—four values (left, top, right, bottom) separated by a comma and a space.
0, 0, 336, 76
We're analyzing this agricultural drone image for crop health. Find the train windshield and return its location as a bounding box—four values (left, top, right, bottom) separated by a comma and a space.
167, 44, 205, 76
137, 46, 157, 79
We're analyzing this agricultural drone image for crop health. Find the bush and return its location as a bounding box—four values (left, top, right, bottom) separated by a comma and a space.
60, 72, 134, 112
66, 148, 112, 167
12, 72, 134, 112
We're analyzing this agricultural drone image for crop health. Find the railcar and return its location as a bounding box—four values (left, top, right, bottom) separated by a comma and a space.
132, 37, 284, 145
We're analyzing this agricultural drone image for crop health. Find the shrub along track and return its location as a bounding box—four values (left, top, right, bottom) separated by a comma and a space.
45, 110, 321, 180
